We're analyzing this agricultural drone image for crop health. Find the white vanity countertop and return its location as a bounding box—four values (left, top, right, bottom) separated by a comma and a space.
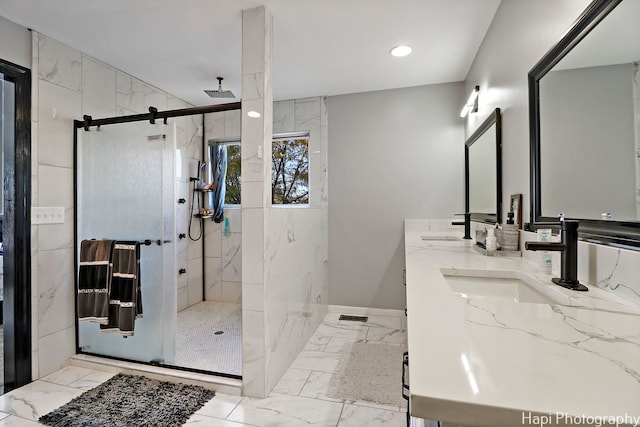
404, 219, 640, 426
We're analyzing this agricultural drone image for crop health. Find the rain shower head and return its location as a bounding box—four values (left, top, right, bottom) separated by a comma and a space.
204, 77, 236, 98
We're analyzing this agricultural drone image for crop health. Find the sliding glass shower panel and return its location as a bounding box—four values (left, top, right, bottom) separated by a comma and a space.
77, 120, 176, 364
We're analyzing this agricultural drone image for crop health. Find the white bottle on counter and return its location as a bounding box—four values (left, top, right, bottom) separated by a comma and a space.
537, 228, 553, 273
486, 228, 497, 256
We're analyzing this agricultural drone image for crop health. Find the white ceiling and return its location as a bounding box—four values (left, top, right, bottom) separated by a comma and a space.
0, 0, 501, 106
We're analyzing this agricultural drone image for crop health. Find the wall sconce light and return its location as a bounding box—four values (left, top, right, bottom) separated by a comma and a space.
460, 85, 479, 118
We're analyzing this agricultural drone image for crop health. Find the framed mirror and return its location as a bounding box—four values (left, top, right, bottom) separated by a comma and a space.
529, 0, 640, 248
465, 108, 502, 224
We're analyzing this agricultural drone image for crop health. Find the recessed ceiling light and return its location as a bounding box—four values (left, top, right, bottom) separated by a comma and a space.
390, 45, 412, 57
247, 110, 261, 118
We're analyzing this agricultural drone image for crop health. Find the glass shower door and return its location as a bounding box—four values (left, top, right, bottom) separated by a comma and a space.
76, 120, 176, 364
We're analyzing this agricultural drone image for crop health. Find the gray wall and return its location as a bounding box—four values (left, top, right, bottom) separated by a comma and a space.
0, 15, 31, 69
540, 64, 635, 219
328, 83, 464, 310
463, 0, 593, 223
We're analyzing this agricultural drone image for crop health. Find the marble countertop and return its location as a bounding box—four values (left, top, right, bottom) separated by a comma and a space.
404, 219, 640, 427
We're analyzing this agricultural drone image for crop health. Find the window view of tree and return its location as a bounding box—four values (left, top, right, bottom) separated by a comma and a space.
220, 136, 309, 206
271, 138, 309, 204
224, 144, 241, 205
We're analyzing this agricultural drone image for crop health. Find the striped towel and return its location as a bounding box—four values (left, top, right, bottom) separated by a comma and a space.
78, 239, 115, 324
100, 241, 142, 336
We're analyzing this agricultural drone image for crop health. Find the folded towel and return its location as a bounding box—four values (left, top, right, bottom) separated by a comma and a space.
78, 239, 115, 323
100, 241, 142, 336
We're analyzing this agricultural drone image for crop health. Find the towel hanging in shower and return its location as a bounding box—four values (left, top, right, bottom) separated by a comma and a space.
78, 239, 115, 323
100, 241, 143, 337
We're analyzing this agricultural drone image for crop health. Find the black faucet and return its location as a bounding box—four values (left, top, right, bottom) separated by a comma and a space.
524, 220, 588, 291
452, 213, 472, 240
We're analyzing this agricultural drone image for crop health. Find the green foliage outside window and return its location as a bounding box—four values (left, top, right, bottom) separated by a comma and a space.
224, 144, 241, 205
221, 137, 309, 206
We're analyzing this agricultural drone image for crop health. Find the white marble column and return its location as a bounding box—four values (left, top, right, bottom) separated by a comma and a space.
241, 5, 273, 398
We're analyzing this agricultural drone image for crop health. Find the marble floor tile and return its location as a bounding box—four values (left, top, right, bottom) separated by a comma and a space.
0, 415, 42, 427
337, 403, 406, 427
289, 350, 341, 373
40, 365, 94, 386
366, 327, 408, 345
271, 368, 311, 395
185, 414, 253, 426
352, 315, 402, 330
66, 370, 116, 390
313, 323, 368, 340
298, 371, 343, 402
324, 336, 364, 353
227, 394, 343, 427
194, 393, 244, 419
0, 380, 83, 421
303, 334, 331, 351
0, 310, 410, 427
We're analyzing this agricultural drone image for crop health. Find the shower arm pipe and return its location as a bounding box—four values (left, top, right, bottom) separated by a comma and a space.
74, 102, 241, 130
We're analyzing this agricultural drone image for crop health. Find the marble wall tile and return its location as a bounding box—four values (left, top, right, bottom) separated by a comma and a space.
204, 221, 222, 258
242, 309, 266, 398
242, 73, 264, 102
242, 208, 264, 284
37, 165, 73, 208
222, 281, 243, 303
177, 287, 188, 312
187, 258, 203, 306
37, 80, 80, 169
273, 100, 295, 134
81, 56, 116, 118
224, 110, 241, 138
188, 235, 203, 261
143, 84, 168, 111
242, 283, 264, 312
222, 233, 242, 282
204, 257, 222, 301
38, 248, 74, 337
204, 111, 225, 141
225, 208, 242, 232
38, 35, 81, 91
580, 242, 640, 304
241, 181, 263, 209
241, 8, 267, 76
37, 166, 74, 251
240, 99, 266, 184
116, 71, 144, 113
38, 326, 75, 377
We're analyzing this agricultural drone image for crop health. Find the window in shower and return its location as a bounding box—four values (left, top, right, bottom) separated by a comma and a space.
211, 132, 310, 206
224, 143, 241, 205
271, 136, 309, 205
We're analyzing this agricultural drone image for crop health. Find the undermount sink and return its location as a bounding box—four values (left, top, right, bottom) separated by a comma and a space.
439, 267, 581, 306
421, 235, 461, 241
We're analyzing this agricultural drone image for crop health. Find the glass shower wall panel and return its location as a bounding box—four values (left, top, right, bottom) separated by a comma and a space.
77, 120, 176, 364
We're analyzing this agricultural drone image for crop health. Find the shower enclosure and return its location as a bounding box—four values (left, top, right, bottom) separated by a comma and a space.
74, 102, 241, 372
76, 120, 177, 364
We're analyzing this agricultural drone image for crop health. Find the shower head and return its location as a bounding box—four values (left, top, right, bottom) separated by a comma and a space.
204, 77, 236, 98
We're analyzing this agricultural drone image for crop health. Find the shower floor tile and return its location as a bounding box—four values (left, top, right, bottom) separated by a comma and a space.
173, 301, 242, 376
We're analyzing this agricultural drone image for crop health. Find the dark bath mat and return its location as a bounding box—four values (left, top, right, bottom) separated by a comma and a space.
39, 373, 215, 427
